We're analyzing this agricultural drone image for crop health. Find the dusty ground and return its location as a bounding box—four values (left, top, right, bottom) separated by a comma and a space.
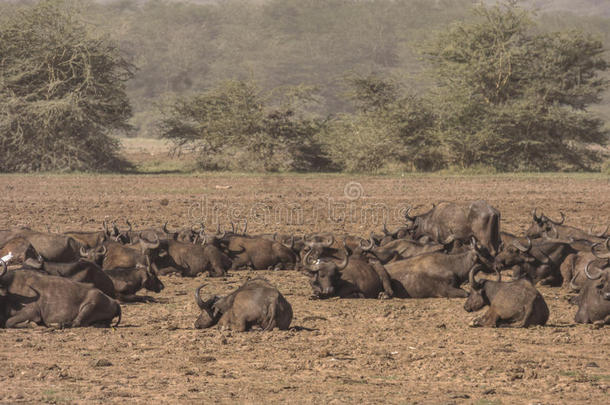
0, 173, 609, 404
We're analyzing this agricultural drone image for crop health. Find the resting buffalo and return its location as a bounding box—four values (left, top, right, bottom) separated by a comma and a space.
162, 238, 231, 277
82, 233, 161, 271
382, 240, 492, 298
219, 234, 296, 270
0, 263, 121, 328
404, 200, 501, 257
464, 265, 549, 327
494, 237, 577, 285
13, 230, 82, 262
194, 278, 292, 331
527, 209, 608, 242
104, 260, 164, 303
574, 263, 610, 326
300, 247, 393, 299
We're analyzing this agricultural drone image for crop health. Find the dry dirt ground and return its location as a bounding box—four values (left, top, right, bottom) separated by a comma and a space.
0, 173, 609, 404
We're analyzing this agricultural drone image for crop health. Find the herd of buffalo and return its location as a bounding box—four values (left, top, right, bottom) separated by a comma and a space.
0, 200, 609, 331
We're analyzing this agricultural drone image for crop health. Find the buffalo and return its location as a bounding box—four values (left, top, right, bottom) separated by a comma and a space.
0, 262, 121, 328
381, 240, 492, 298
464, 265, 549, 327
574, 261, 610, 326
404, 200, 501, 257
194, 278, 292, 331
300, 246, 394, 299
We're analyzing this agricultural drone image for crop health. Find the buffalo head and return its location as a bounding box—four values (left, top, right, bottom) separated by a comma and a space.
301, 248, 349, 298
194, 284, 223, 329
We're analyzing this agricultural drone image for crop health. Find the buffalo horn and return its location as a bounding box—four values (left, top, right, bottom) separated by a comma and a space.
468, 264, 484, 290
360, 235, 374, 251
584, 259, 603, 280
591, 242, 610, 259
80, 246, 87, 257
0, 259, 7, 277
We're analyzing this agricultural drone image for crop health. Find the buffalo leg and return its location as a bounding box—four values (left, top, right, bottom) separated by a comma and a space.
445, 286, 469, 298
5, 306, 42, 328
370, 261, 394, 298
472, 308, 500, 327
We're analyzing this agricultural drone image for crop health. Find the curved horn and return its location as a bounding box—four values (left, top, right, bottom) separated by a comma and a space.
102, 218, 110, 235
548, 212, 565, 225
97, 245, 107, 256
512, 237, 532, 253
468, 264, 484, 290
382, 223, 391, 236
126, 220, 133, 232
80, 246, 87, 257
241, 220, 247, 235
336, 249, 349, 270
195, 284, 207, 309
584, 259, 603, 280
590, 225, 609, 238
230, 222, 236, 234
532, 207, 542, 222
591, 242, 610, 259
323, 234, 335, 248
303, 248, 317, 268
359, 236, 374, 251
404, 207, 415, 221
162, 221, 170, 234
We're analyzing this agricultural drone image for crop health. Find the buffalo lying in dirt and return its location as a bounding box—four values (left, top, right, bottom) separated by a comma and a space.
574, 261, 610, 326
104, 260, 164, 303
300, 246, 393, 299
382, 240, 492, 298
0, 262, 121, 328
161, 238, 231, 277
464, 265, 549, 328
194, 278, 292, 331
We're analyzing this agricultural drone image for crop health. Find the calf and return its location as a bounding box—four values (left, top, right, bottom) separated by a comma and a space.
464, 265, 549, 327
194, 278, 292, 331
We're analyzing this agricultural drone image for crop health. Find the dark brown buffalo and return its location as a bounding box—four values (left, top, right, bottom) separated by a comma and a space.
527, 209, 608, 242
13, 230, 82, 262
194, 278, 292, 331
162, 238, 231, 277
301, 247, 393, 299
382, 241, 491, 298
82, 233, 161, 271
219, 234, 296, 270
0, 264, 121, 328
464, 265, 549, 328
494, 237, 577, 285
404, 200, 501, 257
104, 260, 164, 303
573, 262, 610, 326
560, 241, 610, 291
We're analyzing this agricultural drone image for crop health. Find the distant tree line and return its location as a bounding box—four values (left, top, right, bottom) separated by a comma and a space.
0, 0, 608, 172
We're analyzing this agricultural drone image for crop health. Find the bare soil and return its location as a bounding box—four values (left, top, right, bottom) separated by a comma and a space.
0, 174, 608, 404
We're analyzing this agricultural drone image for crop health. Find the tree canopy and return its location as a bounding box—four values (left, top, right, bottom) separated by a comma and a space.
0, 0, 134, 172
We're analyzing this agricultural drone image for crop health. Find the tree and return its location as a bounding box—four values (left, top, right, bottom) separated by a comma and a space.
0, 0, 134, 172
159, 80, 327, 172
424, 2, 608, 171
322, 74, 440, 172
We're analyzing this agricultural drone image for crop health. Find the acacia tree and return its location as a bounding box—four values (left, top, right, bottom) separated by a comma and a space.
159, 80, 326, 172
0, 0, 134, 172
425, 3, 608, 171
